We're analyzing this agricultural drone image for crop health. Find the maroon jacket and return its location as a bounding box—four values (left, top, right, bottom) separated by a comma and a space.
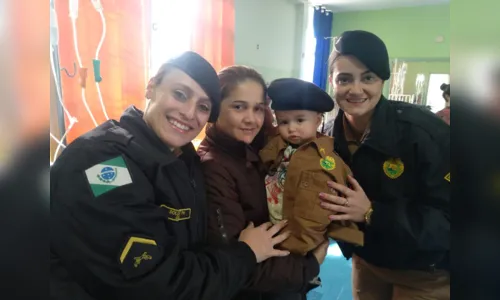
197, 125, 320, 300
435, 107, 450, 125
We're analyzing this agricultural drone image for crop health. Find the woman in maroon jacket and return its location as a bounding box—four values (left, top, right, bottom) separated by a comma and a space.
197, 66, 328, 300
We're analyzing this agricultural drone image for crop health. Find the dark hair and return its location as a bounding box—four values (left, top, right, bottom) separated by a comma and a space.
328, 50, 341, 76
217, 65, 267, 101
216, 65, 268, 148
151, 63, 173, 85
145, 64, 173, 101
440, 83, 450, 101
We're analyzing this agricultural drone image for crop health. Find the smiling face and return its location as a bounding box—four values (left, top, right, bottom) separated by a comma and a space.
143, 68, 212, 149
330, 55, 385, 119
215, 80, 266, 144
275, 110, 322, 146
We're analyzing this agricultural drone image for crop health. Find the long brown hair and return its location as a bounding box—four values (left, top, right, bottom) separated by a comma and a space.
215, 65, 271, 149
328, 50, 341, 77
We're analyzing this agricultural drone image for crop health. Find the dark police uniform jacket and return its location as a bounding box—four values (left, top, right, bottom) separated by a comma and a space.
50, 106, 257, 300
326, 97, 450, 271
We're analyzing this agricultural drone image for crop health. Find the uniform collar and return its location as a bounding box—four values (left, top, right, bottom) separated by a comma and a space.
271, 133, 335, 159
334, 97, 400, 157
119, 106, 198, 162
342, 115, 371, 143
203, 124, 261, 163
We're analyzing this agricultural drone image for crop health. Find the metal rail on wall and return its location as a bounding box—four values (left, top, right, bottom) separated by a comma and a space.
50, 0, 68, 149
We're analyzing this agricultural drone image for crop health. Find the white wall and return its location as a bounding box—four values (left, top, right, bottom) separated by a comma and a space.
234, 0, 306, 83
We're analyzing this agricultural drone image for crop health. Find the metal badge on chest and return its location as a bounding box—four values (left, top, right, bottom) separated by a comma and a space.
382, 158, 405, 179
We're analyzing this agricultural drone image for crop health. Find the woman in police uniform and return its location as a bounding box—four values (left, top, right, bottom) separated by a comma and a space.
50, 52, 290, 300
319, 31, 450, 299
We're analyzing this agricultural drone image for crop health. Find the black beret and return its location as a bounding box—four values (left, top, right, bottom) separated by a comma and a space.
165, 51, 221, 122
268, 78, 334, 113
333, 30, 390, 80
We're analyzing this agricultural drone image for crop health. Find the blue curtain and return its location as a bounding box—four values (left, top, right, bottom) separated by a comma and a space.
312, 7, 333, 90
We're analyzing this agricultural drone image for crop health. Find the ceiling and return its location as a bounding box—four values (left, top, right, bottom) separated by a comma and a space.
303, 0, 449, 12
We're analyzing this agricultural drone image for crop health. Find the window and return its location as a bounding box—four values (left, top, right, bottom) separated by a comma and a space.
150, 0, 198, 75
301, 6, 316, 82
426, 74, 450, 112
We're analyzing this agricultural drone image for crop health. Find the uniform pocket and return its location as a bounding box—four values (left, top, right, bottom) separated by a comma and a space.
294, 171, 331, 223
280, 171, 332, 254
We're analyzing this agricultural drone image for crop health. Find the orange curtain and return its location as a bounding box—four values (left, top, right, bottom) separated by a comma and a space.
190, 0, 235, 144
56, 0, 151, 143
191, 0, 235, 72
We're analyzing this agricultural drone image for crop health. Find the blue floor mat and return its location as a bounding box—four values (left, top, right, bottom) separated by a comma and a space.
307, 240, 353, 300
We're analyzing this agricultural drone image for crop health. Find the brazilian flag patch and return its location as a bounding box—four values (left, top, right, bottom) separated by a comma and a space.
84, 156, 133, 197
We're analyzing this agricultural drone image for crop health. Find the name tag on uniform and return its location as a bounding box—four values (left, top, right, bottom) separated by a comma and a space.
160, 205, 191, 221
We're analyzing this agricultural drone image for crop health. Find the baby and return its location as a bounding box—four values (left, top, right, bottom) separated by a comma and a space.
260, 78, 364, 255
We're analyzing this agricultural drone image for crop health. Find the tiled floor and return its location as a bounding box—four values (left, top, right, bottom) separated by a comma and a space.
307, 240, 353, 300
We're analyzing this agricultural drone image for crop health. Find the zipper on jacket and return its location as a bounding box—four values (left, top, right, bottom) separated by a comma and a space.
190, 178, 202, 241
216, 208, 229, 244
186, 160, 200, 241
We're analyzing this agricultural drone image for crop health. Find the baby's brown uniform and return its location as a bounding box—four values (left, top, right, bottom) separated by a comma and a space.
260, 134, 364, 255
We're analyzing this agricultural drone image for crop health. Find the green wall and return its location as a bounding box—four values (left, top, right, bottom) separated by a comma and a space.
235, 0, 303, 82
331, 4, 450, 60
329, 4, 450, 98
402, 61, 450, 96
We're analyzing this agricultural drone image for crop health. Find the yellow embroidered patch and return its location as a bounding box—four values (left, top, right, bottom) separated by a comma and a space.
160, 205, 191, 221
119, 236, 161, 279
320, 156, 336, 171
383, 158, 405, 179
133, 252, 152, 268
120, 237, 157, 264
444, 172, 450, 182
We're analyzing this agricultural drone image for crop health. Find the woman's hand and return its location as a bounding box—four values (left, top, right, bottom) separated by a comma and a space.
239, 221, 291, 263
319, 175, 371, 223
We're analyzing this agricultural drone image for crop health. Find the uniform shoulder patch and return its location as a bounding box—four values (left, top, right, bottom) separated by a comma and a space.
119, 236, 162, 279
444, 172, 450, 182
84, 156, 133, 197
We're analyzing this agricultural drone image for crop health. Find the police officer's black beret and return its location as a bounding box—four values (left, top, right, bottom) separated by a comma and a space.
268, 78, 334, 113
333, 30, 390, 81
165, 51, 221, 122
